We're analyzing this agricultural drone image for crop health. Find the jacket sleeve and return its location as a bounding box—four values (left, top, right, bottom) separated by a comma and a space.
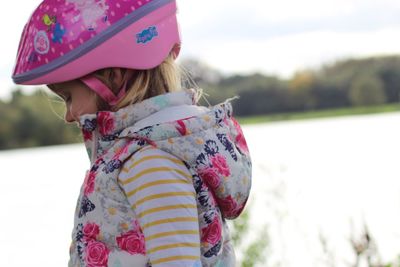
118, 145, 202, 267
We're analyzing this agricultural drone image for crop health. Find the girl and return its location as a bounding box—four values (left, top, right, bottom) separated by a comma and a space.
12, 0, 252, 266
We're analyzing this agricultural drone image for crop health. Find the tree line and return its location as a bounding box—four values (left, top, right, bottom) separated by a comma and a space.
1, 55, 399, 150
0, 90, 80, 150
187, 55, 400, 116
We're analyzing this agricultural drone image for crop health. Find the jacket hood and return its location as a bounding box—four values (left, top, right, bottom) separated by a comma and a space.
78, 88, 252, 219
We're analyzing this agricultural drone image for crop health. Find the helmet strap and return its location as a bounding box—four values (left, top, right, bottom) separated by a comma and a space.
80, 74, 128, 107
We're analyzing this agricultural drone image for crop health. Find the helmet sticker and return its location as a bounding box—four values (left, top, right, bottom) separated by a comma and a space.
28, 52, 38, 63
136, 26, 158, 44
52, 22, 66, 43
42, 14, 56, 31
34, 30, 50, 54
66, 0, 109, 30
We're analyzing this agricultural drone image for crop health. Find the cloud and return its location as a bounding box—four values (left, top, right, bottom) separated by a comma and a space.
178, 0, 400, 23
177, 0, 400, 78
181, 27, 400, 78
179, 0, 400, 42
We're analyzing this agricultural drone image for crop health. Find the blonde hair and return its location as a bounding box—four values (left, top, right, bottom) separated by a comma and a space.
93, 52, 184, 111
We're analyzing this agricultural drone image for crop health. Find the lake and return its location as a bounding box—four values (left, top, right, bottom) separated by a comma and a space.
1, 112, 399, 267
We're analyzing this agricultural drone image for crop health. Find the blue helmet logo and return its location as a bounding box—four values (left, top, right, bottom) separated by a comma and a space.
136, 26, 158, 44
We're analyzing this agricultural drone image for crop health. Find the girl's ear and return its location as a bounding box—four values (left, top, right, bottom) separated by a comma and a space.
111, 68, 135, 92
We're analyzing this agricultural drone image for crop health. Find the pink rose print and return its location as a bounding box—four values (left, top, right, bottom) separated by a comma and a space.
175, 119, 187, 136
198, 166, 221, 189
114, 144, 129, 158
97, 112, 115, 135
83, 222, 100, 241
236, 133, 249, 154
82, 129, 93, 141
85, 240, 110, 267
218, 195, 241, 219
95, 157, 104, 165
116, 230, 146, 255
232, 118, 249, 154
201, 216, 222, 245
210, 154, 230, 177
84, 171, 96, 196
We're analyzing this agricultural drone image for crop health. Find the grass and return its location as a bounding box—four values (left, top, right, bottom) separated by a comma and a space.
235, 103, 400, 125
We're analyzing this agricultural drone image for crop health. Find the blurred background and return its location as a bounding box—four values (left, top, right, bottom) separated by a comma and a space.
1, 0, 400, 266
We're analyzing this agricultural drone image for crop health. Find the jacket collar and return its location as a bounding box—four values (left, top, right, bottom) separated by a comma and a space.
78, 88, 202, 162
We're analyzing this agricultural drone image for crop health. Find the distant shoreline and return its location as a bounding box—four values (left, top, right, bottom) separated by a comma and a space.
1, 103, 399, 151
236, 103, 400, 124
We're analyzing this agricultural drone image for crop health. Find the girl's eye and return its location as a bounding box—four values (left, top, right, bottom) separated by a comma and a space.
60, 94, 71, 103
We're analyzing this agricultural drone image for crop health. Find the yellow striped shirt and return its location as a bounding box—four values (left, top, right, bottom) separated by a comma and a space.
118, 145, 201, 266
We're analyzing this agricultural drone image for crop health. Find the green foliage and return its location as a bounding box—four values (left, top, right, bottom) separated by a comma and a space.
348, 223, 400, 267
196, 55, 400, 116
230, 206, 269, 267
0, 88, 80, 150
231, 207, 250, 246
349, 73, 387, 106
240, 227, 268, 267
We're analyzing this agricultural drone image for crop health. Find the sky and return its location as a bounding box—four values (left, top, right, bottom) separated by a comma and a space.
1, 0, 400, 99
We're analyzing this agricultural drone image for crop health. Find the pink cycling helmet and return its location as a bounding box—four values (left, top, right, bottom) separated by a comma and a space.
12, 0, 181, 92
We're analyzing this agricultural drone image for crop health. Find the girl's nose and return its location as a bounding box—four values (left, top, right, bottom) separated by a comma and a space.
65, 107, 75, 123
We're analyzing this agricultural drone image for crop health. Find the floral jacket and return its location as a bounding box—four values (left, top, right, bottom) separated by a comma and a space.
68, 88, 252, 267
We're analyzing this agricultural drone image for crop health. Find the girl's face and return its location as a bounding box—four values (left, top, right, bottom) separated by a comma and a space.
48, 80, 98, 123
